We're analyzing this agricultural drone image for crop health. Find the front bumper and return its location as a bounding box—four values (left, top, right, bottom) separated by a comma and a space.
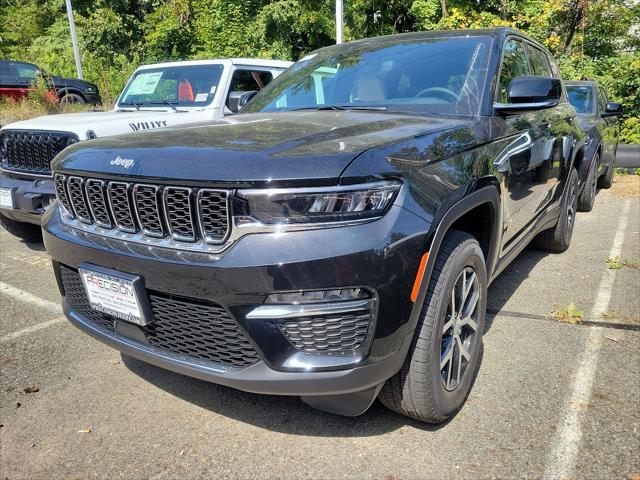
0, 170, 54, 224
43, 203, 430, 405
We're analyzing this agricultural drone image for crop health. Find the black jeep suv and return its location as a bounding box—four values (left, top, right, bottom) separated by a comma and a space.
43, 28, 583, 422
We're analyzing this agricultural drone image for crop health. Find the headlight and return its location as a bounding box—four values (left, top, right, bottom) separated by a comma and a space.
237, 180, 400, 225
85, 86, 96, 93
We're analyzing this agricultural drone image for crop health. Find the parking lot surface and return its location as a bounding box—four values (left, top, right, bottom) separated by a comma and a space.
1, 177, 639, 479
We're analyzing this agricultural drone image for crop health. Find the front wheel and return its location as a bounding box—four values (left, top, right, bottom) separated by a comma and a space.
598, 162, 613, 189
578, 155, 598, 212
379, 231, 487, 423
60, 93, 85, 104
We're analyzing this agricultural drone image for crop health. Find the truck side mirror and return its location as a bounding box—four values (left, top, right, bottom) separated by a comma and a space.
494, 76, 562, 115
227, 90, 258, 113
602, 102, 623, 118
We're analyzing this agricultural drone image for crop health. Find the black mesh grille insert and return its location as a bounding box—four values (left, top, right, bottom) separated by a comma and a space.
67, 177, 92, 223
198, 190, 229, 243
54, 174, 73, 216
108, 182, 137, 232
134, 185, 163, 236
86, 179, 112, 227
59, 266, 260, 368
164, 187, 195, 240
2, 130, 78, 174
279, 311, 371, 354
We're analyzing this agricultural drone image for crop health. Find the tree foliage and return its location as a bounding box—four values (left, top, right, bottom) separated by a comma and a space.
0, 0, 638, 140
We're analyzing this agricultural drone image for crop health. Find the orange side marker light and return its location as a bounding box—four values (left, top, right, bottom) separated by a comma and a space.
410, 252, 429, 303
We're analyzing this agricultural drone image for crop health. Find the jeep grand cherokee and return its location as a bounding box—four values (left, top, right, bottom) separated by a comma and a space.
43, 28, 583, 422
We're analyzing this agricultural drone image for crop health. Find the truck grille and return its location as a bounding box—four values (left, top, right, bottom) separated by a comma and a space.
54, 174, 230, 245
1, 130, 78, 174
59, 266, 260, 368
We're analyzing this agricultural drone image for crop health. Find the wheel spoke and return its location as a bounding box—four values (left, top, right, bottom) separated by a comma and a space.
440, 339, 454, 370
455, 336, 463, 385
450, 285, 457, 319
457, 335, 472, 361
442, 317, 454, 335
463, 270, 476, 304
462, 290, 479, 320
459, 316, 478, 332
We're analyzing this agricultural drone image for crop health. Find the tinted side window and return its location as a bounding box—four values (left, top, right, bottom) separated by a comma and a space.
527, 45, 552, 76
499, 39, 531, 102
16, 63, 38, 80
597, 86, 607, 112
0, 62, 16, 76
229, 70, 273, 92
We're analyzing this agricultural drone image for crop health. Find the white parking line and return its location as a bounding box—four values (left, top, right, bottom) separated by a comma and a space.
545, 199, 631, 480
0, 282, 65, 343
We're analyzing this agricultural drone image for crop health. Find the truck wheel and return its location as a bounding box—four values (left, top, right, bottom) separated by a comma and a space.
378, 231, 487, 423
60, 93, 85, 104
534, 167, 578, 252
578, 155, 598, 212
598, 162, 613, 189
0, 214, 42, 242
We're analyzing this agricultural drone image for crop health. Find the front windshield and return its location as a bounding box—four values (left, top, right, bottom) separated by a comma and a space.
566, 85, 594, 114
246, 36, 492, 116
118, 64, 224, 108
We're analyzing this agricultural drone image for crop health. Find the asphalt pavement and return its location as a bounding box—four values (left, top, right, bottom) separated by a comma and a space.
1, 177, 639, 480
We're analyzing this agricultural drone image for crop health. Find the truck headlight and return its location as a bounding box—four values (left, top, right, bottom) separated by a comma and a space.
237, 180, 400, 225
85, 86, 96, 94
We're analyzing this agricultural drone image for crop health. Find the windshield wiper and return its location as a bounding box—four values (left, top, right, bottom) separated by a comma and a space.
120, 101, 143, 111
292, 105, 387, 112
150, 100, 184, 112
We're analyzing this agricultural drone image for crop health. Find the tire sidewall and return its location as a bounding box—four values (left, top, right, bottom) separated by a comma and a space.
427, 240, 487, 417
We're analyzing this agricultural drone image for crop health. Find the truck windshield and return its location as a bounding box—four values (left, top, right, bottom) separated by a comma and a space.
118, 64, 224, 109
566, 85, 594, 114
246, 36, 492, 116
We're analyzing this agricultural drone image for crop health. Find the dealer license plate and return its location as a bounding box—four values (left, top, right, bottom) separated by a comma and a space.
79, 266, 149, 325
0, 187, 15, 210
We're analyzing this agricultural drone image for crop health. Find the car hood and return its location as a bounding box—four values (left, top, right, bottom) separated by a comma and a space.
53, 111, 479, 185
1, 109, 215, 139
51, 75, 98, 90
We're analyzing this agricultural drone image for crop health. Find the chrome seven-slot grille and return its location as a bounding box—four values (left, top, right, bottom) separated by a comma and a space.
54, 173, 230, 245
1, 130, 78, 174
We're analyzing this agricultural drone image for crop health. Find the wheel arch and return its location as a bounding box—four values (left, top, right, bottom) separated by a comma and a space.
405, 184, 501, 336
57, 88, 85, 101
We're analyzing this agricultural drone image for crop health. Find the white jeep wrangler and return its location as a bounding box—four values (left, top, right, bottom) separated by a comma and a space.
0, 58, 291, 239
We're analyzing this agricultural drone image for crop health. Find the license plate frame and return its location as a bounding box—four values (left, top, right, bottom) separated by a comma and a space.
0, 187, 15, 210
79, 263, 153, 326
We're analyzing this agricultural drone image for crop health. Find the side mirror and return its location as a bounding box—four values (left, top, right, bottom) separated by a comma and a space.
494, 76, 562, 115
227, 90, 258, 113
602, 102, 623, 118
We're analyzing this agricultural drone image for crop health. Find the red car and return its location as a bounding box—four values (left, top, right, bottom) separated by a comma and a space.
0, 60, 101, 104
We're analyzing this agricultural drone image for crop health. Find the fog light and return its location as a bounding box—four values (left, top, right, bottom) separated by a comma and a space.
266, 288, 370, 305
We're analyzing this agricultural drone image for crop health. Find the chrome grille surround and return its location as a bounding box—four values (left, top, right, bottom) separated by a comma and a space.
54, 173, 232, 252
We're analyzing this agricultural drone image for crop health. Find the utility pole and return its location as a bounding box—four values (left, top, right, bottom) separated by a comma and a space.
65, 0, 83, 79
336, 0, 344, 44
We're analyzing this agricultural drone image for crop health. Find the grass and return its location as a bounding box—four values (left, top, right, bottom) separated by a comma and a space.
551, 303, 584, 324
615, 168, 640, 176
606, 256, 640, 270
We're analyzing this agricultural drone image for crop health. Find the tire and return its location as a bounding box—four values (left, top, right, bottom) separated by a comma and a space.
598, 162, 613, 189
60, 93, 85, 104
0, 214, 42, 242
379, 230, 487, 423
534, 167, 578, 252
577, 154, 598, 212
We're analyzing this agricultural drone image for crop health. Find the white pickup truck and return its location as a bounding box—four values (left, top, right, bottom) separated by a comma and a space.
0, 58, 292, 239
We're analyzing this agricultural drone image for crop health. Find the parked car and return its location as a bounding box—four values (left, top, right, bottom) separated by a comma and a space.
43, 28, 584, 422
565, 80, 622, 211
0, 60, 101, 104
0, 58, 292, 240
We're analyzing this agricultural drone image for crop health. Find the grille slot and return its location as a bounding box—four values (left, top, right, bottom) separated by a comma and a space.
85, 179, 112, 228
1, 130, 78, 174
278, 311, 371, 354
67, 176, 92, 223
108, 182, 137, 233
59, 266, 260, 368
198, 190, 230, 243
164, 187, 195, 241
53, 175, 231, 248
53, 174, 73, 216
134, 184, 164, 237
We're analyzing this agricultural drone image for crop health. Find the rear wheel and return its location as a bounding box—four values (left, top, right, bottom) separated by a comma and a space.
578, 155, 598, 212
0, 214, 42, 242
534, 167, 578, 252
378, 231, 487, 423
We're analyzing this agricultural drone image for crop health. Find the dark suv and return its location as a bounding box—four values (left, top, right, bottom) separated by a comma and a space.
0, 60, 101, 104
44, 28, 583, 422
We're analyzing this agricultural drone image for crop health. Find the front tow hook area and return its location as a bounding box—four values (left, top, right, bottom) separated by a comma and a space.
301, 383, 384, 416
